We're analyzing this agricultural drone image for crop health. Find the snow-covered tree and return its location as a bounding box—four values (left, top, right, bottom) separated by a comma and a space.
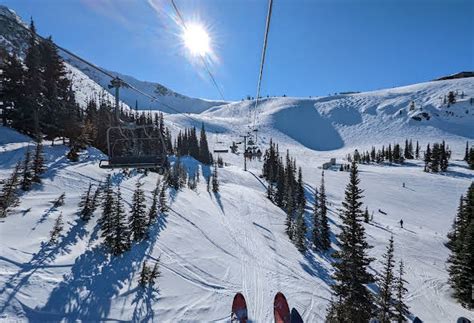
0, 162, 22, 218
130, 180, 148, 242
20, 148, 33, 191
212, 165, 219, 193
376, 236, 396, 323
32, 141, 45, 183
79, 183, 93, 221
148, 178, 161, 224
394, 260, 409, 322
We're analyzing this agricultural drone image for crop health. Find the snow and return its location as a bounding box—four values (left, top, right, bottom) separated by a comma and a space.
1, 66, 474, 321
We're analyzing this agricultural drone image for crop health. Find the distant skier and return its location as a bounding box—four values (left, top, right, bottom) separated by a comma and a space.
400, 219, 404, 228
402, 182, 405, 188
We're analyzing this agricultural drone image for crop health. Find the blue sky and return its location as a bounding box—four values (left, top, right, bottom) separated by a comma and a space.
3, 0, 473, 101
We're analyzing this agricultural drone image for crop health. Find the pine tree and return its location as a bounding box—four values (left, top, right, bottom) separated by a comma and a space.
364, 207, 370, 223
130, 180, 148, 242
32, 140, 45, 183
319, 172, 331, 251
394, 260, 409, 322
447, 183, 474, 309
0, 161, 22, 218
79, 183, 93, 221
199, 123, 212, 165
312, 187, 322, 250
20, 148, 33, 191
24, 19, 44, 138
377, 236, 396, 323
326, 161, 374, 322
99, 175, 114, 246
49, 212, 64, 244
294, 212, 307, 252
2, 52, 25, 128
212, 164, 219, 193
424, 144, 431, 172
148, 178, 161, 224
159, 183, 168, 213
415, 141, 420, 159
139, 261, 151, 287
149, 257, 161, 286
90, 184, 102, 214
464, 142, 469, 162
109, 187, 131, 255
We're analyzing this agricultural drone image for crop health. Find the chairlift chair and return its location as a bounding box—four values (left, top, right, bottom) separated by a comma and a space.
99, 77, 168, 173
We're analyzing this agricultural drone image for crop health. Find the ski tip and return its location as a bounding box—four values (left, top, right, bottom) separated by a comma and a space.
232, 292, 248, 322
274, 292, 290, 323
291, 308, 304, 323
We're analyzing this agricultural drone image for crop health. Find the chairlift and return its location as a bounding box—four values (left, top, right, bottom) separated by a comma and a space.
213, 133, 229, 154
99, 77, 168, 173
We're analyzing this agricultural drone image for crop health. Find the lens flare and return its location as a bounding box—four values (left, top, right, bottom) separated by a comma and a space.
182, 23, 211, 56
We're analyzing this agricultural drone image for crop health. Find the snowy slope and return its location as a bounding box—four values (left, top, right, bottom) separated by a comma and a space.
1, 74, 474, 323
0, 5, 226, 114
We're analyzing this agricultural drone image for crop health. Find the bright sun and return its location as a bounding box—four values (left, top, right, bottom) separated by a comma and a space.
182, 23, 211, 56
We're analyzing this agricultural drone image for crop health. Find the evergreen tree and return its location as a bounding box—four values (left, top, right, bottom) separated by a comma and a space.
24, 19, 44, 138
109, 187, 131, 255
377, 236, 396, 323
212, 164, 219, 193
198, 124, 212, 165
294, 212, 307, 252
31, 140, 45, 183
49, 212, 64, 244
2, 52, 25, 128
139, 261, 151, 287
312, 187, 322, 250
130, 180, 148, 242
149, 257, 161, 286
20, 148, 33, 191
326, 161, 374, 322
447, 183, 474, 309
148, 178, 161, 224
99, 175, 114, 244
159, 183, 168, 213
468, 148, 474, 170
424, 144, 431, 172
415, 141, 420, 159
79, 183, 93, 221
464, 141, 469, 162
296, 167, 306, 215
394, 260, 409, 323
364, 207, 370, 223
0, 161, 22, 218
319, 172, 331, 251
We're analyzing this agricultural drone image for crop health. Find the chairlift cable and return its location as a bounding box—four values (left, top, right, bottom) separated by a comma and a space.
251, 0, 274, 130
170, 0, 226, 101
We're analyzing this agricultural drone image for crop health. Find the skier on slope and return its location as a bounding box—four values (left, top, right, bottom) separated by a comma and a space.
400, 219, 404, 228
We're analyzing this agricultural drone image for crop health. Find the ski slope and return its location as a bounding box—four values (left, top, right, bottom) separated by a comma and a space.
1, 77, 474, 322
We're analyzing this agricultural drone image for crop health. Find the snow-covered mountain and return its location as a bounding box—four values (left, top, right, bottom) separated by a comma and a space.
1, 76, 473, 322
2, 3, 474, 322
0, 5, 226, 114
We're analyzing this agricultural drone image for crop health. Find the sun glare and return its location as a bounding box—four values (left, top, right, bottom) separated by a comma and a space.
182, 23, 211, 56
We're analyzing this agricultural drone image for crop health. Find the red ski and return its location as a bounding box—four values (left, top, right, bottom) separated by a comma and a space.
231, 292, 248, 322
274, 292, 291, 323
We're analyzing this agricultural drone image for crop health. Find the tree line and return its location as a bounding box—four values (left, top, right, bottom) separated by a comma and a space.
464, 141, 474, 170
446, 182, 473, 309
0, 141, 45, 217
262, 140, 307, 251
